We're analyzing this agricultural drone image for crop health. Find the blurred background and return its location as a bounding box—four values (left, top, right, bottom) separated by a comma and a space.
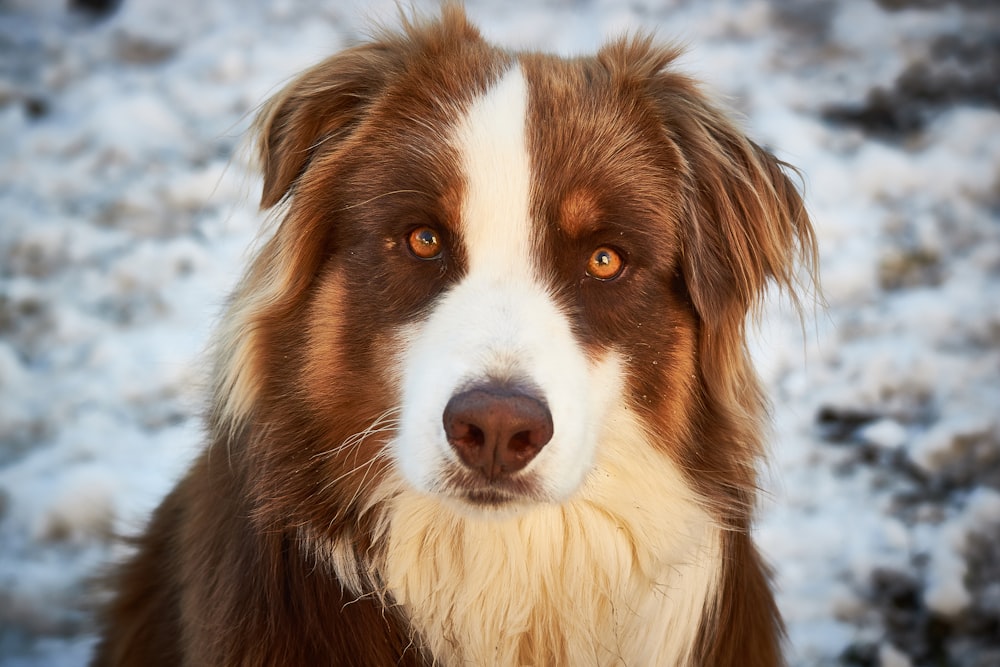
1, 1, 997, 665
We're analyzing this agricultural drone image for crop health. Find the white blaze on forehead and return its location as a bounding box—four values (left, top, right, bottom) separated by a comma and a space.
454, 64, 534, 279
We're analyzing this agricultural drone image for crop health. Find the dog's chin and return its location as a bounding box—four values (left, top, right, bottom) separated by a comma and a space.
436, 468, 557, 518
442, 493, 539, 520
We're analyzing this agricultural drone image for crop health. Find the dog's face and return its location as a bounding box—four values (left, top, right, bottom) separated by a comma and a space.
394, 65, 679, 508
216, 10, 813, 526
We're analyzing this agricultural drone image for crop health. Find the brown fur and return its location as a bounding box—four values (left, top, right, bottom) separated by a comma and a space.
93, 6, 817, 666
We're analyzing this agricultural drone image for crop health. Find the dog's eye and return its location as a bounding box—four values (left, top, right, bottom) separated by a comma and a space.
407, 226, 443, 260
586, 247, 625, 281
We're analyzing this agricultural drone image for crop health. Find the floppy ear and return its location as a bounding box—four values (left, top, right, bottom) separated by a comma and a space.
255, 42, 399, 209
683, 119, 814, 329
255, 4, 483, 209
659, 81, 817, 330
624, 49, 818, 417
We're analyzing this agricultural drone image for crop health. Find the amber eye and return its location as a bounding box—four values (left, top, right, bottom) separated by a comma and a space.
586, 247, 625, 281
407, 226, 443, 260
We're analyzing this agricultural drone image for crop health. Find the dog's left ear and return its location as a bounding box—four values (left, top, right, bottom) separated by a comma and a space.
254, 5, 484, 210
254, 42, 400, 209
647, 65, 818, 330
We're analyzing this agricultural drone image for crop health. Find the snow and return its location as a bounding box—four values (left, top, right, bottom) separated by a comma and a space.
923, 489, 1000, 618
879, 643, 914, 667
859, 419, 908, 452
2, 0, 998, 665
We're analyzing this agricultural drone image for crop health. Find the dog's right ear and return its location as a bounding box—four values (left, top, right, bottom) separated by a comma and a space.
255, 43, 398, 209
255, 5, 483, 209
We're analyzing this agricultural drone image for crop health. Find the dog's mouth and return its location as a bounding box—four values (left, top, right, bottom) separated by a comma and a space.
442, 466, 547, 508
462, 488, 517, 507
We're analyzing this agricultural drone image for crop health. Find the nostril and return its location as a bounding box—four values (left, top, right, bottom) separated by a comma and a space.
451, 423, 484, 450
442, 385, 553, 480
510, 431, 529, 450
508, 430, 537, 455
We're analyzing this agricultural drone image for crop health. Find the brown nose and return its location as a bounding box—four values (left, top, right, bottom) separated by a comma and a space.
443, 386, 553, 480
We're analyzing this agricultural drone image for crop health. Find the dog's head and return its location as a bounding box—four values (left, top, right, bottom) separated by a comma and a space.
214, 7, 815, 527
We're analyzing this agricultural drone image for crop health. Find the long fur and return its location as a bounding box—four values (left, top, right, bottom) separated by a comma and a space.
92, 6, 817, 666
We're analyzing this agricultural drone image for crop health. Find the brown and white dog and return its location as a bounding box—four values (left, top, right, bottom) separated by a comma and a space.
93, 6, 816, 666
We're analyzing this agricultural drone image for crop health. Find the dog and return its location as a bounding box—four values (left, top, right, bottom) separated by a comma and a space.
92, 6, 816, 666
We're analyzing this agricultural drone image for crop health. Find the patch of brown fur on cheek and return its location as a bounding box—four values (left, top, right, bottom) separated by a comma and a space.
210, 195, 341, 433
604, 264, 765, 525
300, 276, 405, 461
245, 380, 400, 542
221, 261, 387, 533
622, 301, 700, 456
262, 276, 406, 535
301, 271, 348, 413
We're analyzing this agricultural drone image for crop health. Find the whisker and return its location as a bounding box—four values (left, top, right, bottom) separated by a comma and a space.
316, 448, 391, 502
310, 408, 402, 461
337, 189, 429, 213
342, 450, 391, 513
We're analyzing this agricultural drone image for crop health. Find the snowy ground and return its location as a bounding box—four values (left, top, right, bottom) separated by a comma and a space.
1, 0, 998, 665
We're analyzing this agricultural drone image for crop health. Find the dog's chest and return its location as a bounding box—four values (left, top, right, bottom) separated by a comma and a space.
379, 453, 721, 667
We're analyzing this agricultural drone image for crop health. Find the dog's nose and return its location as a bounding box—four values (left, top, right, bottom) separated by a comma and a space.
443, 386, 553, 480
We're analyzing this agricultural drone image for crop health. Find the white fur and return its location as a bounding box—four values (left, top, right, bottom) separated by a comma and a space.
394, 65, 613, 504
213, 202, 293, 428
382, 407, 722, 666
